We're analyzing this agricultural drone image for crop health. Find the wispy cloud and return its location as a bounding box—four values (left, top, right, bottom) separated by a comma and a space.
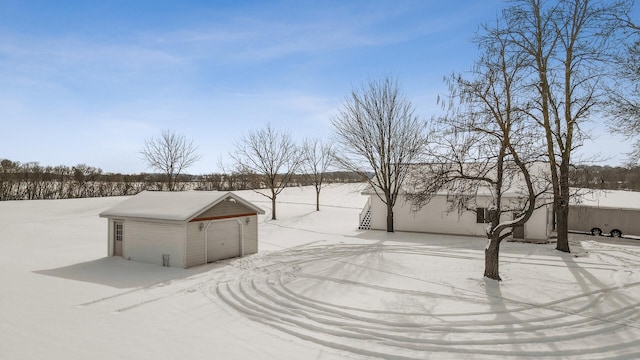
0, 32, 185, 91
0, 0, 522, 173
135, 2, 455, 64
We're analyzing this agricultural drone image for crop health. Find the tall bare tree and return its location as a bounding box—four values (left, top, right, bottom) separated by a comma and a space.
140, 129, 202, 191
409, 21, 548, 280
301, 138, 334, 211
229, 123, 301, 220
609, 10, 640, 164
332, 77, 427, 232
504, 0, 627, 252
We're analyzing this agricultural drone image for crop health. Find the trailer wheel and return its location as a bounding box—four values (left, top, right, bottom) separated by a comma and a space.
610, 229, 622, 238
591, 228, 602, 236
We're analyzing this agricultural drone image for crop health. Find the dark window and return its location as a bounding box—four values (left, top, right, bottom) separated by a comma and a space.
476, 208, 486, 223
477, 207, 496, 223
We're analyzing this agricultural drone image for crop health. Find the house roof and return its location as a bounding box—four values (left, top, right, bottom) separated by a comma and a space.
361, 162, 553, 199
99, 191, 265, 221
361, 185, 546, 199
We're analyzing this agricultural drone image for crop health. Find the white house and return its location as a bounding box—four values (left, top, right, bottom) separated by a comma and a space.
99, 191, 265, 268
360, 188, 553, 241
359, 162, 554, 241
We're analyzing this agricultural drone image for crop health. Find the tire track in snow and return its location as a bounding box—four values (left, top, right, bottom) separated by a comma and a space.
78, 268, 221, 312
211, 243, 640, 359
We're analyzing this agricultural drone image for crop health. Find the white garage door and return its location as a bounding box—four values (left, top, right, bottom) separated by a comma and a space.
207, 220, 241, 262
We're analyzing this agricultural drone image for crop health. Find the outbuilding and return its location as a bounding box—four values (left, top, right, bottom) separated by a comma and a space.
99, 191, 265, 268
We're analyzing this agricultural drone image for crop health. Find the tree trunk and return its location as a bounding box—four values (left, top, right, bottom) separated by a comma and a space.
484, 237, 501, 281
556, 162, 571, 253
316, 188, 320, 211
555, 198, 570, 253
166, 174, 172, 191
386, 203, 394, 232
271, 196, 277, 220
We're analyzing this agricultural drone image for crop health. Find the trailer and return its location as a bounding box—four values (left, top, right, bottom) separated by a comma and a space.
568, 205, 640, 237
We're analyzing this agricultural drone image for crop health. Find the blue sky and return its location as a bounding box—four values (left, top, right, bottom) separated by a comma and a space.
0, 0, 633, 174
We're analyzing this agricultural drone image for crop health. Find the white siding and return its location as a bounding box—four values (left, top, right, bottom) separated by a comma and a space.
104, 196, 262, 268
368, 196, 388, 231
197, 201, 254, 219
242, 215, 259, 255
371, 195, 491, 237
107, 219, 114, 257
125, 220, 186, 268
525, 204, 551, 240
369, 194, 551, 240
186, 222, 205, 267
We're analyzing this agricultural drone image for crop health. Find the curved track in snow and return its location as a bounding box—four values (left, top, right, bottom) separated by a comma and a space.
211, 243, 640, 359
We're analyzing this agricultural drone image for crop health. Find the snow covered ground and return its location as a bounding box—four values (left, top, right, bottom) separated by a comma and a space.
1, 183, 640, 359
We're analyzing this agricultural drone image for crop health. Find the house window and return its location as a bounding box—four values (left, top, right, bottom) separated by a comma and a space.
476, 208, 486, 223
114, 222, 123, 241
476, 208, 497, 223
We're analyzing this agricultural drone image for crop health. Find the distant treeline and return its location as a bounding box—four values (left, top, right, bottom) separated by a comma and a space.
3, 159, 637, 201
569, 165, 640, 191
0, 159, 363, 201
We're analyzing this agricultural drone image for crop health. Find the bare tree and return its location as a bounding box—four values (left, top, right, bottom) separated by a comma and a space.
71, 164, 102, 198
229, 123, 301, 220
504, 0, 628, 253
609, 11, 640, 164
332, 77, 427, 232
409, 21, 548, 280
0, 159, 19, 200
301, 138, 334, 211
140, 129, 201, 191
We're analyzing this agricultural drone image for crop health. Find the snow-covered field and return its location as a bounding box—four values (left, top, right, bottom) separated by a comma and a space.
1, 183, 640, 359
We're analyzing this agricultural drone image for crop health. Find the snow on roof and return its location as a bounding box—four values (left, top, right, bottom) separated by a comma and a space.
571, 188, 640, 210
361, 162, 553, 199
361, 185, 533, 198
99, 190, 265, 221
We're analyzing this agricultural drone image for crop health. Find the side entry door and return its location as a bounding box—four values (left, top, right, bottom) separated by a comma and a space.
114, 221, 124, 256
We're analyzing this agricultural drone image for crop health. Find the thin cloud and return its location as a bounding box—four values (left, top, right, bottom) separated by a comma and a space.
135, 2, 464, 64
0, 33, 184, 85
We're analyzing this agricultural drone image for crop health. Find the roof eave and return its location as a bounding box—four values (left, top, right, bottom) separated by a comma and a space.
185, 192, 265, 222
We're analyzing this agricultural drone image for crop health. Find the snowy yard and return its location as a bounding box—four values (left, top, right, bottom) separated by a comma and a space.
1, 183, 640, 359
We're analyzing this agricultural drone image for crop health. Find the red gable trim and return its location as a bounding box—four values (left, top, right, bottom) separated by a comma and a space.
189, 213, 257, 222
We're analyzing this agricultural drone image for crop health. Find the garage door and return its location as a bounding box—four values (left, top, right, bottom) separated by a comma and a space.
207, 220, 241, 262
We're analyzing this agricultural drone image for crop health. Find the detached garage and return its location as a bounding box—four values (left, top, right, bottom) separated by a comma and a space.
99, 191, 265, 268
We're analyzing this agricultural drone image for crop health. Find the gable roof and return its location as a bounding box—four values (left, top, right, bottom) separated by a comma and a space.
99, 190, 265, 222
361, 162, 553, 199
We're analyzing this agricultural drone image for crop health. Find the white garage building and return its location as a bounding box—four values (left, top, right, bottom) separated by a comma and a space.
99, 191, 265, 268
